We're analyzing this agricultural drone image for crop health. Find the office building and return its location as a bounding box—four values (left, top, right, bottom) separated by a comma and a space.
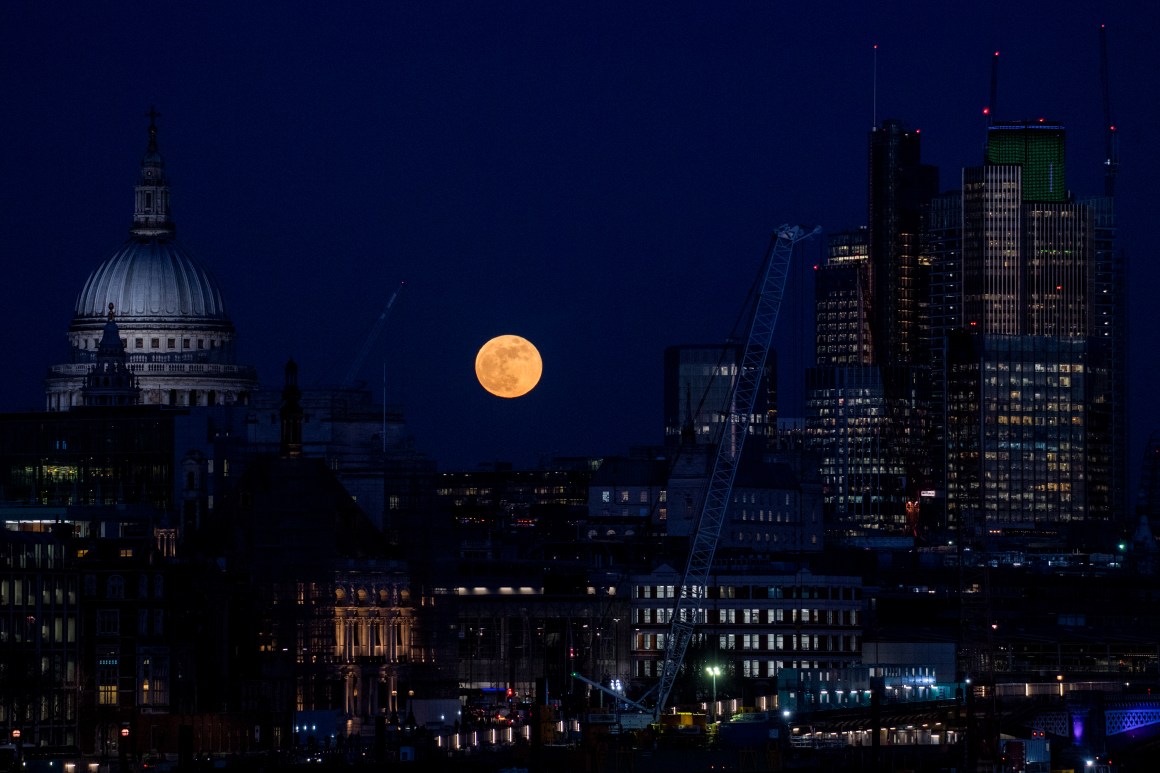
944, 120, 1119, 543
663, 344, 776, 451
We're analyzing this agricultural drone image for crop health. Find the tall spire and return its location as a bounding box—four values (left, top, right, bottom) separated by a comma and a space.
131, 106, 175, 237
280, 359, 304, 458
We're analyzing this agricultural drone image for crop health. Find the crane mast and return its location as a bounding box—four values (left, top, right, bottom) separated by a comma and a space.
653, 224, 819, 719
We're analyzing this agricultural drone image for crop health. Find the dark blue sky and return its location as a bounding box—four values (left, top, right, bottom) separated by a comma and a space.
2, 2, 1157, 478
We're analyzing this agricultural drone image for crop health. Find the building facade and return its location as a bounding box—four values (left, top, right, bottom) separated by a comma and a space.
628, 567, 864, 696
663, 344, 776, 451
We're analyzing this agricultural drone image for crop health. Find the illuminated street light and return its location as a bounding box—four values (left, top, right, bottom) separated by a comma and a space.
705, 666, 722, 723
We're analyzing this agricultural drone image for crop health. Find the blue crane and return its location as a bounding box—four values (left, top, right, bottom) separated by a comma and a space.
652, 224, 820, 720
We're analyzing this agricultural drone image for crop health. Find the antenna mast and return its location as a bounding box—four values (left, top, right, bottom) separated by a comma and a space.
1100, 24, 1119, 197
985, 50, 999, 125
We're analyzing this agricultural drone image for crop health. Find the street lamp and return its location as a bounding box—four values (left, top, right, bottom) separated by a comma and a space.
705, 666, 722, 723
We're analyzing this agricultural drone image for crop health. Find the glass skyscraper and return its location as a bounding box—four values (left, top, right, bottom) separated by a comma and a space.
944, 121, 1119, 545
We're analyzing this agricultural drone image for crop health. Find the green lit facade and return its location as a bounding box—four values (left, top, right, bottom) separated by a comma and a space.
985, 122, 1067, 203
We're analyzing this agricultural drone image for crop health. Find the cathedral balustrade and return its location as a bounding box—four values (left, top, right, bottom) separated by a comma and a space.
50, 362, 259, 378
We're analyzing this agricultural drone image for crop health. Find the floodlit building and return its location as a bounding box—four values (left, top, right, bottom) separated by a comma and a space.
45, 114, 257, 411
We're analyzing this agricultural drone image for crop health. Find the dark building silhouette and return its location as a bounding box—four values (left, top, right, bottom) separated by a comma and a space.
868, 120, 939, 368
204, 364, 421, 741
663, 344, 776, 452
805, 121, 937, 539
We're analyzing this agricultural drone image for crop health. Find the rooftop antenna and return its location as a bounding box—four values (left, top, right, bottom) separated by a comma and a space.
872, 43, 878, 129
1100, 24, 1119, 197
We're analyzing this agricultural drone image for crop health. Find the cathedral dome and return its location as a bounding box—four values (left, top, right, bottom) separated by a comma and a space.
45, 110, 257, 412
74, 236, 229, 323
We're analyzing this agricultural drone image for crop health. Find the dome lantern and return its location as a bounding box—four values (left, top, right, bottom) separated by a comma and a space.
132, 106, 175, 238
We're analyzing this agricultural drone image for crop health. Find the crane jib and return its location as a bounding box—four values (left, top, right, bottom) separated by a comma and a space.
653, 224, 820, 720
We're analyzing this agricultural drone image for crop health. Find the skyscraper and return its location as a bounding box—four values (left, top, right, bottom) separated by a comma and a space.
944, 120, 1118, 544
814, 229, 872, 367
868, 120, 940, 367
804, 122, 937, 539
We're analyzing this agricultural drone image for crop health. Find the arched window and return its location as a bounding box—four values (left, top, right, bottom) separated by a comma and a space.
108, 575, 125, 599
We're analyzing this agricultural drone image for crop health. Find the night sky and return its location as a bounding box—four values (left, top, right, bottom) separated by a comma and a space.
2, 2, 1158, 480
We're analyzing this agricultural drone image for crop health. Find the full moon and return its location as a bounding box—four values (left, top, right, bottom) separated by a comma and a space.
475, 335, 543, 398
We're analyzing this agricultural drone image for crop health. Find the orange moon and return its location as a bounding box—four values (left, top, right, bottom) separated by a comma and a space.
475, 335, 543, 398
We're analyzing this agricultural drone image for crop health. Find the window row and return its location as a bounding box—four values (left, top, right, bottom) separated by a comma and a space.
83, 573, 165, 599
83, 337, 223, 351
722, 633, 860, 653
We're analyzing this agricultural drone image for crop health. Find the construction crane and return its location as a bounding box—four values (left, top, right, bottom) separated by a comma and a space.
341, 281, 404, 388
652, 224, 820, 719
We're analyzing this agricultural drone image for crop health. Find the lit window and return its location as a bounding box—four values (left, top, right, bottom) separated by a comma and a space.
97, 653, 118, 705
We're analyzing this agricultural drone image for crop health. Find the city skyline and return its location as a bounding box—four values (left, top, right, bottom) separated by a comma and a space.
2, 2, 1158, 478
